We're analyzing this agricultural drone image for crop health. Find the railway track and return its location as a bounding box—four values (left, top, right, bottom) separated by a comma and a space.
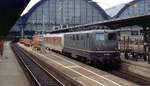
107, 70, 150, 86
11, 43, 64, 86
52, 51, 150, 86
12, 43, 150, 86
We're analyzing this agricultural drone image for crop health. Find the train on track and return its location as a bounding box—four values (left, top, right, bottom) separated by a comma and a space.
19, 28, 150, 67
43, 30, 121, 68
20, 30, 121, 68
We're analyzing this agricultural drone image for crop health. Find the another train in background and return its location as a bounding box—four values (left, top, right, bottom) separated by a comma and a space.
43, 30, 121, 69
19, 26, 150, 64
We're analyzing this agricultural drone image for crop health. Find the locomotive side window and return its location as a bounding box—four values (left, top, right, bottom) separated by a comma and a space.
108, 33, 117, 40
96, 33, 105, 41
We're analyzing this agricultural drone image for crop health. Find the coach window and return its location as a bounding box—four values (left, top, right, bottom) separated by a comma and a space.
96, 33, 105, 41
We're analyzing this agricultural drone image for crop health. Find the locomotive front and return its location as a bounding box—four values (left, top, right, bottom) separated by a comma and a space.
91, 30, 121, 68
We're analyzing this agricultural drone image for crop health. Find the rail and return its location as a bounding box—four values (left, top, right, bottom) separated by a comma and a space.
11, 43, 64, 86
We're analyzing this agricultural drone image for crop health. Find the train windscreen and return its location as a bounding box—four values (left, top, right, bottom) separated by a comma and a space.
96, 33, 105, 41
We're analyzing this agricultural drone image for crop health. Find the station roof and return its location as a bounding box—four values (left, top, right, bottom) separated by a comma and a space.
115, 0, 140, 17
50, 14, 150, 33
105, 0, 146, 18
0, 0, 30, 37
23, 0, 109, 25
106, 3, 126, 17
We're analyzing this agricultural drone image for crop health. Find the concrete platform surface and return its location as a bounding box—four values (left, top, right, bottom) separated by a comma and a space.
122, 58, 150, 79
122, 58, 150, 68
20, 44, 139, 86
0, 42, 29, 86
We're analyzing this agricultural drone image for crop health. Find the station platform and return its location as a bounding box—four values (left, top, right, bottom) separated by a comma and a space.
0, 42, 29, 86
122, 58, 150, 68
20, 44, 138, 86
121, 58, 150, 79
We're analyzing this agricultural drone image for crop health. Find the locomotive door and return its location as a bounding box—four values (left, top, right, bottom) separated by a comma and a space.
85, 33, 90, 50
95, 32, 105, 51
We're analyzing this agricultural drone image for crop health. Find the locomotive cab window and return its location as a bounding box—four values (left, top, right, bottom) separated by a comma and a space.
108, 33, 117, 40
96, 33, 105, 41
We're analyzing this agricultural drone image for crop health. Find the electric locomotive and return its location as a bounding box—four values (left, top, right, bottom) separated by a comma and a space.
43, 30, 121, 68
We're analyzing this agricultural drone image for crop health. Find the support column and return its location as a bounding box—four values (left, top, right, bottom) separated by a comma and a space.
143, 26, 149, 62
143, 26, 148, 52
146, 26, 150, 63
